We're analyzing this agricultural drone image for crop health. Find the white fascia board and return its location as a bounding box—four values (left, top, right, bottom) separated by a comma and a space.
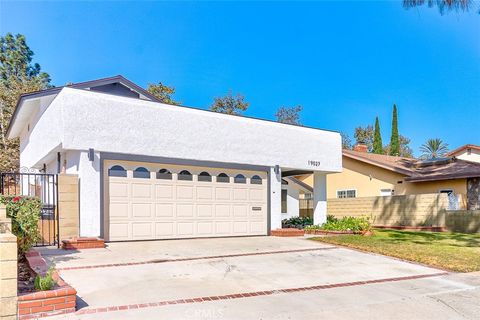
58, 88, 342, 172
18, 93, 65, 168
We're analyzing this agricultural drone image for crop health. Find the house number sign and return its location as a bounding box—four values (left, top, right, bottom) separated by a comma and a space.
308, 160, 321, 167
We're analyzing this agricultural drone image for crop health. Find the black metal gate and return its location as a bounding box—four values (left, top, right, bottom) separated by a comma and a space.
0, 171, 59, 246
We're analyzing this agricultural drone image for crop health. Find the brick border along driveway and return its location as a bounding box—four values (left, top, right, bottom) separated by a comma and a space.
76, 272, 447, 316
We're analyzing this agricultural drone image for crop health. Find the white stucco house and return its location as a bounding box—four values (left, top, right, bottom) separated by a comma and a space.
7, 76, 342, 241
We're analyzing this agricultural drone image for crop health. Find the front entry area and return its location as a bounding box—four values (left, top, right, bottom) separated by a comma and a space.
104, 160, 268, 241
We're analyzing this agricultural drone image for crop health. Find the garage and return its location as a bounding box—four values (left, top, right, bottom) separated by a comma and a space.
104, 160, 268, 241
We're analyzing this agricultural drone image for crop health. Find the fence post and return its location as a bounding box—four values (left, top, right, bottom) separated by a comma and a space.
0, 204, 18, 320
58, 174, 80, 243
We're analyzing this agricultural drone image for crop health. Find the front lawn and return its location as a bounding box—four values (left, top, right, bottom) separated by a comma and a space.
311, 229, 480, 272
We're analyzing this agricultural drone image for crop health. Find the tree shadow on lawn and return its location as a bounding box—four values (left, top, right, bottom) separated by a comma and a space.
376, 229, 480, 248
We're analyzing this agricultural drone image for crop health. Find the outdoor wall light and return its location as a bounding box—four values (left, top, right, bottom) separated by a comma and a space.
88, 148, 95, 162
274, 165, 280, 175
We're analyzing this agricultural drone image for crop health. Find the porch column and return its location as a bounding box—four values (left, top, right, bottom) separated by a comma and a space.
313, 171, 327, 225
270, 166, 282, 231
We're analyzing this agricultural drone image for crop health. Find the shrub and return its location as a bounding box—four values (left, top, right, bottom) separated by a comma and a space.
305, 216, 371, 232
282, 216, 313, 229
34, 267, 56, 291
0, 195, 42, 255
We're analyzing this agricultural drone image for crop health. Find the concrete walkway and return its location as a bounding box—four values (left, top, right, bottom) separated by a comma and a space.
38, 237, 480, 319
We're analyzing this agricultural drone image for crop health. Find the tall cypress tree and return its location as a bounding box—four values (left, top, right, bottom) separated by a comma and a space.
389, 104, 400, 156
373, 117, 383, 154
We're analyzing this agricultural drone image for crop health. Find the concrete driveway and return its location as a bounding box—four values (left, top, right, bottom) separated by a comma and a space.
38, 236, 480, 319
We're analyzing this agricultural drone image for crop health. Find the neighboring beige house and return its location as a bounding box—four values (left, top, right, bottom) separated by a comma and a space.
448, 144, 480, 163
297, 145, 480, 210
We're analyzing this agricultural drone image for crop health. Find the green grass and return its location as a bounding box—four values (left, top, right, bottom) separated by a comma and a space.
311, 229, 480, 272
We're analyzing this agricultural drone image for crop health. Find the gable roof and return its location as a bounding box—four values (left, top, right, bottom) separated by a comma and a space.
342, 149, 480, 182
447, 144, 480, 156
6, 75, 160, 138
342, 149, 415, 175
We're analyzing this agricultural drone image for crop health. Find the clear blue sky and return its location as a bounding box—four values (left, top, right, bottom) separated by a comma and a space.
1, 1, 479, 156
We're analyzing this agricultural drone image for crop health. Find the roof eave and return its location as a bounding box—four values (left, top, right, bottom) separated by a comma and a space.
342, 152, 412, 176
405, 173, 480, 182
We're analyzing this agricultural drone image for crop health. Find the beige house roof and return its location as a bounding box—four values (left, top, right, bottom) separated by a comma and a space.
447, 144, 480, 156
342, 149, 480, 182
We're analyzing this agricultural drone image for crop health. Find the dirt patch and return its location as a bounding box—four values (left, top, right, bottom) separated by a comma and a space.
18, 256, 36, 294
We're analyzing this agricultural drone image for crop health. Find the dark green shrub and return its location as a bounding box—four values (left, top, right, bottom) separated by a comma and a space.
34, 267, 56, 291
0, 195, 41, 254
282, 216, 313, 229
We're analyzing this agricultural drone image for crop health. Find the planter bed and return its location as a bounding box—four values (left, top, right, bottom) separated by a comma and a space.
305, 229, 359, 236
18, 250, 76, 319
271, 228, 305, 237
374, 225, 447, 232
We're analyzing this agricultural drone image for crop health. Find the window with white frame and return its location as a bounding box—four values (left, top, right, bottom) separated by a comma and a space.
380, 189, 393, 196
337, 189, 356, 198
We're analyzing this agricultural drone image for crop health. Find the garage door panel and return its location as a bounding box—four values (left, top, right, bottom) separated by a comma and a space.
233, 188, 248, 200
250, 205, 265, 217
215, 204, 231, 218
107, 161, 267, 241
215, 221, 231, 234
233, 205, 248, 217
177, 204, 194, 217
109, 223, 130, 241
132, 222, 153, 238
155, 203, 174, 217
196, 186, 213, 200
155, 185, 174, 199
131, 203, 152, 218
215, 187, 231, 200
177, 185, 194, 200
110, 202, 129, 218
197, 204, 213, 217
197, 222, 213, 235
155, 222, 175, 236
177, 222, 194, 235
233, 221, 248, 233
109, 182, 129, 198
249, 189, 264, 201
131, 183, 152, 198
250, 221, 266, 234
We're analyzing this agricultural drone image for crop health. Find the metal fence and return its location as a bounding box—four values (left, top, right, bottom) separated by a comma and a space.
0, 171, 59, 246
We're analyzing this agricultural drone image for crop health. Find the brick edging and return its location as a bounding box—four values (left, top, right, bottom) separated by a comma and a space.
75, 272, 448, 316
18, 250, 77, 319
57, 246, 338, 271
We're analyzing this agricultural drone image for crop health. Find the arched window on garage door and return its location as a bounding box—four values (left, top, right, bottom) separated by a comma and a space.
156, 169, 172, 180
108, 165, 127, 177
198, 171, 212, 182
251, 175, 263, 185
133, 167, 150, 179
234, 174, 246, 184
178, 170, 193, 181
217, 173, 230, 183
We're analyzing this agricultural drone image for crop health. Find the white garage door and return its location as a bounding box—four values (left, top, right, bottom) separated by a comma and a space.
105, 160, 268, 241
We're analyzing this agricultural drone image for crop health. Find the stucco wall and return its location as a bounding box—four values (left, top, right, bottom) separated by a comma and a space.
65, 150, 100, 237
56, 88, 341, 172
19, 97, 63, 168
281, 183, 300, 220
327, 193, 449, 226
454, 149, 480, 163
